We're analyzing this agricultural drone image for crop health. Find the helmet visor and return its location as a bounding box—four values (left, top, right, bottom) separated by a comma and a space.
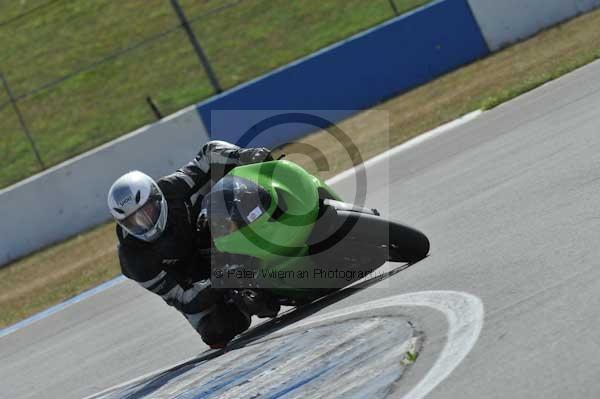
121, 194, 162, 236
201, 176, 271, 239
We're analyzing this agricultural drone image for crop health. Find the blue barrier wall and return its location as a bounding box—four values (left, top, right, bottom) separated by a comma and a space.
196, 0, 489, 148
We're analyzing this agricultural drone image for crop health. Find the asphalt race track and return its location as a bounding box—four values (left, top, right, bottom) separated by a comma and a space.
3, 59, 600, 398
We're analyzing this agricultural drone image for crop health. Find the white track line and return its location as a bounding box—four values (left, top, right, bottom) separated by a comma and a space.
0, 110, 483, 339
327, 110, 483, 186
397, 291, 484, 399
264, 290, 484, 399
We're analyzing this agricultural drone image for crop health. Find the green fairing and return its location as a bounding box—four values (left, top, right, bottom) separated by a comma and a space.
213, 160, 340, 295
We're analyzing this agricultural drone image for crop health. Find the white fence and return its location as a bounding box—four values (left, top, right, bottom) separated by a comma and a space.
467, 0, 600, 51
0, 106, 209, 265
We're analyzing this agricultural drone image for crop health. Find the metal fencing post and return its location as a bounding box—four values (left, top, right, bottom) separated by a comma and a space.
0, 72, 45, 170
388, 0, 399, 16
170, 0, 223, 94
146, 96, 163, 120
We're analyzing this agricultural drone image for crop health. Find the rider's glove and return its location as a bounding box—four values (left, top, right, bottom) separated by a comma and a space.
239, 147, 273, 164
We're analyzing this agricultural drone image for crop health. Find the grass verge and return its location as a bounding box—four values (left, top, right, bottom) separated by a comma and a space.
1, 7, 600, 329
0, 0, 429, 189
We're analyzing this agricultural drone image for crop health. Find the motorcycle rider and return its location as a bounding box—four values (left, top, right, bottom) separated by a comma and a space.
107, 140, 274, 348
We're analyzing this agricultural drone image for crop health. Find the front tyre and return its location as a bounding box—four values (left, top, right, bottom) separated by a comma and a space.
386, 220, 430, 263
328, 210, 430, 264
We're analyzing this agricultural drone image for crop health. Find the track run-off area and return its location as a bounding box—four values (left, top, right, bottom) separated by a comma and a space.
3, 59, 600, 398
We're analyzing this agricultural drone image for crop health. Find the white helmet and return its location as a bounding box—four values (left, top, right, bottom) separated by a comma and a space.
107, 171, 168, 242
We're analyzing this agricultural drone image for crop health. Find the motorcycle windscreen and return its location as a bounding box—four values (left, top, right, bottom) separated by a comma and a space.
202, 175, 272, 239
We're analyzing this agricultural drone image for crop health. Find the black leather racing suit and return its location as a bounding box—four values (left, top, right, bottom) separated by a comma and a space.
116, 140, 272, 346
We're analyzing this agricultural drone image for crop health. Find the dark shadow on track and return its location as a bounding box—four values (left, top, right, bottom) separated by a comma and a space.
102, 260, 424, 399
232, 261, 418, 347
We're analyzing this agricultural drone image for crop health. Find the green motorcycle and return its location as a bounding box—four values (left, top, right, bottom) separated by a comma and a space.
200, 159, 429, 316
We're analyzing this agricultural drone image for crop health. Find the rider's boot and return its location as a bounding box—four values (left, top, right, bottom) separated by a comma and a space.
235, 289, 281, 318
198, 302, 251, 349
